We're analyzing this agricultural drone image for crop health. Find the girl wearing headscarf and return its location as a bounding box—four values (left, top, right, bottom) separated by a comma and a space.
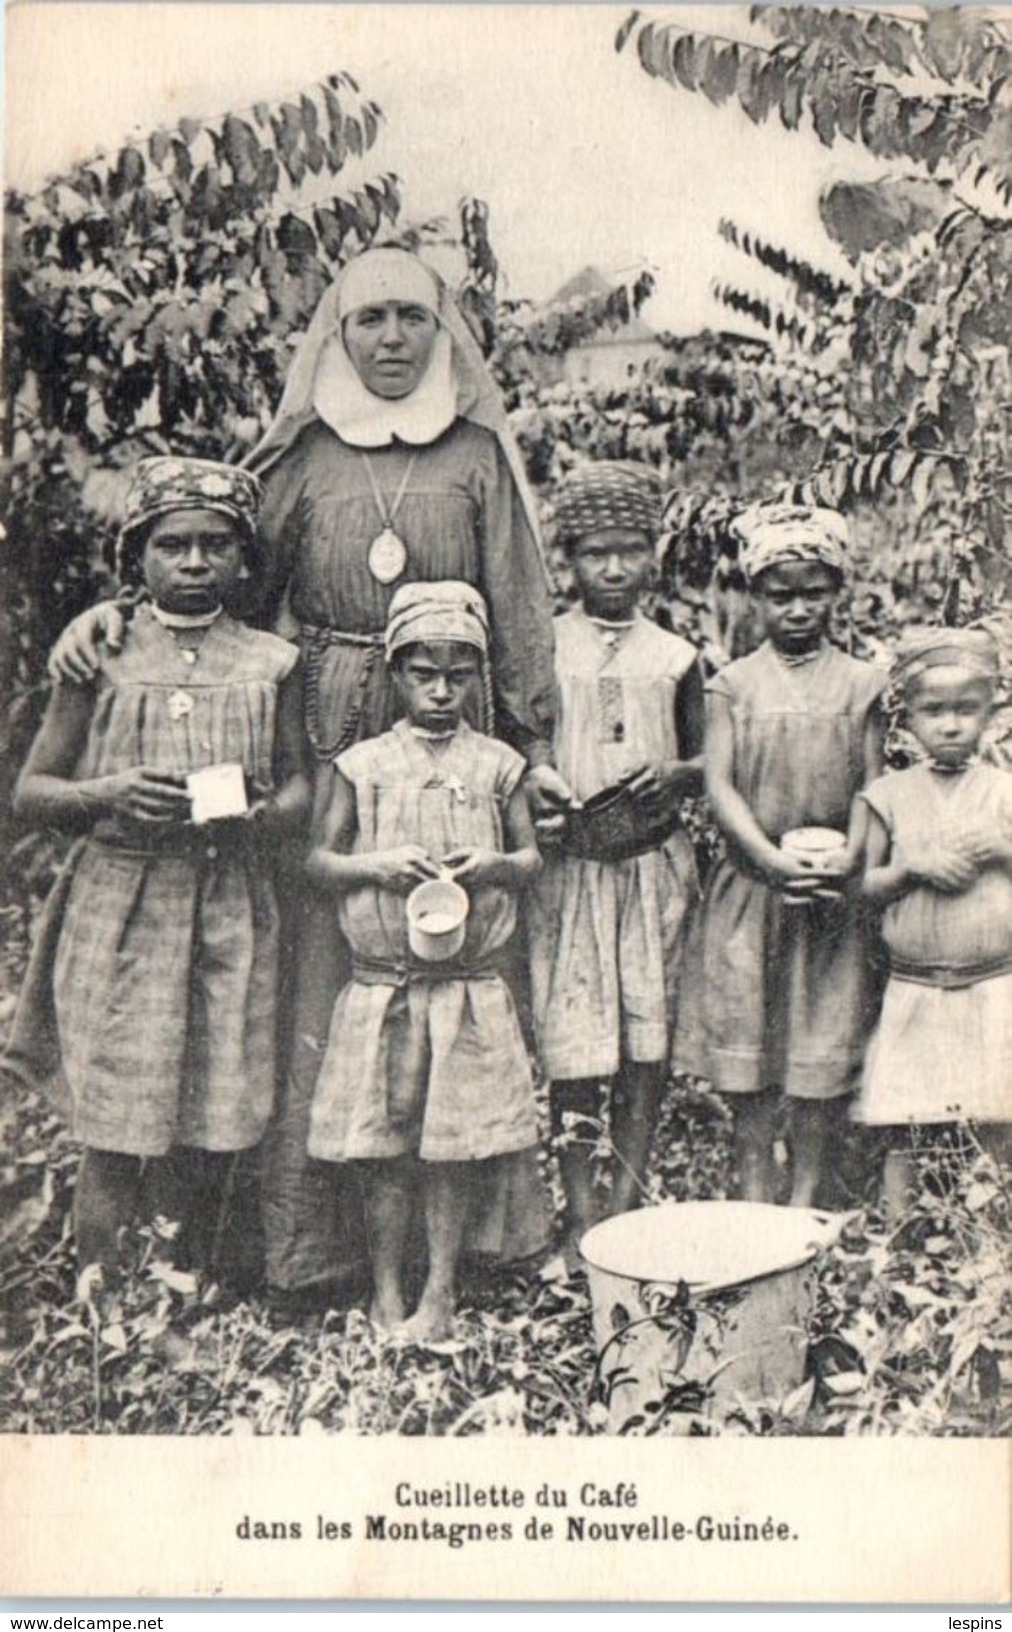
48, 247, 561, 1305
8, 456, 309, 1272
527, 463, 704, 1256
306, 581, 547, 1341
850, 628, 1011, 1210
675, 503, 887, 1208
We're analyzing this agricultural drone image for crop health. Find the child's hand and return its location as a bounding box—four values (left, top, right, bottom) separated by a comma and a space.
813, 845, 858, 882
525, 766, 577, 842
762, 849, 833, 894
913, 843, 979, 893
99, 768, 190, 824
368, 846, 441, 892
625, 761, 682, 815
942, 822, 995, 869
442, 848, 505, 888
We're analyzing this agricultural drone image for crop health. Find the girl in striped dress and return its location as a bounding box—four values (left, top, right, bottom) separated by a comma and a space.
528, 464, 704, 1253
306, 581, 547, 1342
10, 457, 309, 1272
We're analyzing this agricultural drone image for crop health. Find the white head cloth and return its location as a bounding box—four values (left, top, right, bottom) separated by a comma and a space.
311, 249, 457, 446
245, 246, 545, 562
384, 579, 490, 661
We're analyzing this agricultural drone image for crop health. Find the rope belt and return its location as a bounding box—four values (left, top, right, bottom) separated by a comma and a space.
302, 624, 386, 762
301, 620, 494, 760
889, 952, 1012, 990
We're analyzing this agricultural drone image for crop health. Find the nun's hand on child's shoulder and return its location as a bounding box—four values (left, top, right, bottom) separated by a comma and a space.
368, 846, 442, 891
48, 602, 126, 684
99, 768, 190, 824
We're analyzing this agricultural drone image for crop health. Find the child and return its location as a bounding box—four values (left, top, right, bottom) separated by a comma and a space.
676, 502, 886, 1207
11, 456, 309, 1272
851, 628, 1012, 1209
528, 462, 704, 1252
306, 581, 547, 1342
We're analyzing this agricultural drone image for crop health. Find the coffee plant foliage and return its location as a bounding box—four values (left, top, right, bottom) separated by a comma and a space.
2, 12, 1011, 1438
614, 6, 1011, 641
3, 71, 400, 780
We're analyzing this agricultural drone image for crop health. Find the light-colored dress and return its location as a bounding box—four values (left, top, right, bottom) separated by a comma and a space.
676, 640, 886, 1100
855, 762, 1012, 1126
9, 608, 297, 1156
256, 421, 556, 1292
308, 721, 542, 1177
529, 606, 700, 1079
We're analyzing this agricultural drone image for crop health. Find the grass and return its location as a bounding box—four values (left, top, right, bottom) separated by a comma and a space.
2, 1032, 1009, 1436
1, 884, 1009, 1437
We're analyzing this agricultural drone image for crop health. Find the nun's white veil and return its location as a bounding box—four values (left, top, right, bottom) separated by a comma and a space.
245, 246, 545, 563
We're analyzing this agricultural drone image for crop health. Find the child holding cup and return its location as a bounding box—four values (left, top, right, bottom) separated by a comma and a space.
676, 503, 886, 1207
11, 456, 309, 1271
305, 581, 547, 1342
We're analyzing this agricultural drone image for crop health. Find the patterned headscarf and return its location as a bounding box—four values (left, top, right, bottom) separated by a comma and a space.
385, 580, 490, 662
552, 462, 662, 552
734, 502, 848, 586
893, 627, 1001, 692
117, 456, 261, 579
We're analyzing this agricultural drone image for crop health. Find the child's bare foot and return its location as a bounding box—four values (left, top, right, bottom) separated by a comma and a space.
369, 1291, 406, 1333
397, 1291, 455, 1346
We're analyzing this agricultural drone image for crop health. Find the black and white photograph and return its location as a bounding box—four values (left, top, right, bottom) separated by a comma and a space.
1, 0, 1009, 1603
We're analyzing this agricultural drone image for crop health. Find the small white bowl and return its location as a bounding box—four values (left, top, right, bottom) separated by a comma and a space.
780, 827, 847, 906
406, 878, 469, 962
780, 826, 847, 867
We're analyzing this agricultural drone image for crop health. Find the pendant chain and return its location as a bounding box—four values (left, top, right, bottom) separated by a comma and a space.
361, 452, 417, 533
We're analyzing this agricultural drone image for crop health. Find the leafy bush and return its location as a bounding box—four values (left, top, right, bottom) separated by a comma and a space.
2, 1045, 1007, 1436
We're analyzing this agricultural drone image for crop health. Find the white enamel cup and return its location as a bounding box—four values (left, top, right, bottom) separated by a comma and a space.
406, 876, 470, 962
186, 763, 248, 824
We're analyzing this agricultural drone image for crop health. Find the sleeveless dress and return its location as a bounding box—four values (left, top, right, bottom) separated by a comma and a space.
8, 608, 298, 1156
256, 422, 556, 1292
307, 722, 550, 1255
529, 606, 700, 1078
854, 762, 1012, 1125
676, 640, 886, 1099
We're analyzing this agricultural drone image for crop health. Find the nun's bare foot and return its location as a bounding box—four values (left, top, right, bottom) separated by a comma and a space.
369, 1291, 406, 1334
397, 1292, 455, 1347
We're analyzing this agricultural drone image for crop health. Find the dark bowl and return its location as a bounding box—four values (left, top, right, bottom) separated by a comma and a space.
560, 775, 681, 864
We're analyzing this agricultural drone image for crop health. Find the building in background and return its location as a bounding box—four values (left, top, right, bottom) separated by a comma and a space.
550, 266, 665, 387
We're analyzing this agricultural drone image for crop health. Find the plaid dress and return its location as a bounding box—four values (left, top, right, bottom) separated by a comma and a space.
14, 608, 298, 1156
308, 721, 541, 1166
